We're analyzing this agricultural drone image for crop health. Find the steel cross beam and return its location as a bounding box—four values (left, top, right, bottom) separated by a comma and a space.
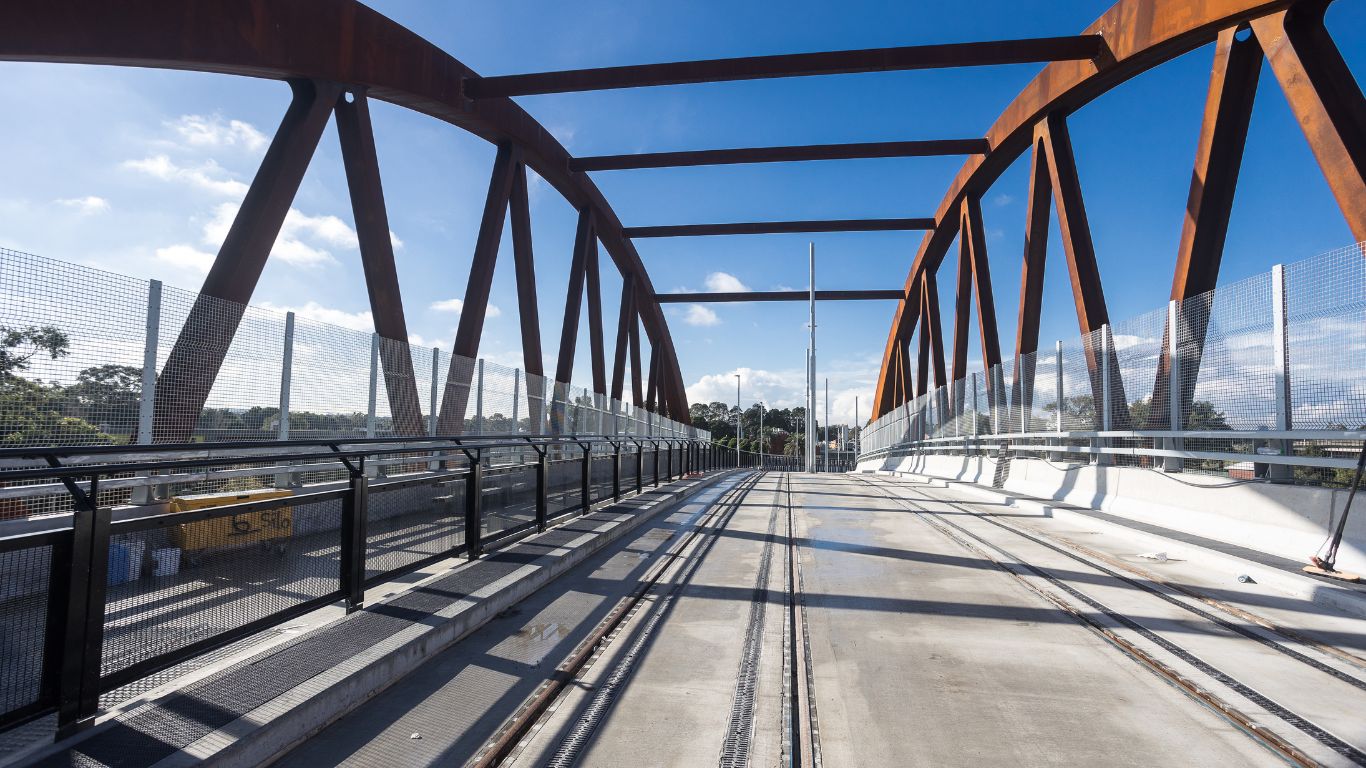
657, 290, 904, 303
570, 139, 989, 171
624, 219, 935, 238
464, 36, 1106, 97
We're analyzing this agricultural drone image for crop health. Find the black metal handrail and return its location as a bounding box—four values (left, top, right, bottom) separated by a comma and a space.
0, 433, 749, 740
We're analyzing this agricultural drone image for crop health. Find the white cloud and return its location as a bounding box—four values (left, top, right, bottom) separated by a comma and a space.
154, 244, 215, 273
992, 193, 1015, 207
688, 360, 878, 426
54, 196, 110, 215
168, 114, 268, 153
429, 297, 501, 317
683, 304, 720, 326
390, 230, 404, 250
202, 203, 344, 268
407, 333, 445, 350
705, 271, 749, 293
258, 301, 374, 332
123, 155, 249, 198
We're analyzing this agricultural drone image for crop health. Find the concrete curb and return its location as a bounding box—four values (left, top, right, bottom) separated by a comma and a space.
873, 469, 1366, 621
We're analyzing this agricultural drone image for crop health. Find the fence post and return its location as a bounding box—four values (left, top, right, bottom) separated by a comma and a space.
1269, 263, 1293, 480
53, 491, 111, 736
466, 451, 483, 557
1097, 325, 1112, 466
1055, 341, 1064, 433
1165, 300, 1184, 472
474, 358, 485, 435
132, 280, 162, 504
654, 441, 662, 486
536, 451, 548, 531
136, 280, 161, 446
580, 444, 591, 513
428, 348, 440, 436
271, 312, 296, 489
636, 442, 644, 493
340, 466, 369, 611
366, 333, 380, 439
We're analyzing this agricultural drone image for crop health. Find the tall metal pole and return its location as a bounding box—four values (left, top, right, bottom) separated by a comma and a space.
807, 241, 817, 473
758, 401, 765, 468
824, 377, 830, 473
854, 395, 860, 457
735, 373, 742, 461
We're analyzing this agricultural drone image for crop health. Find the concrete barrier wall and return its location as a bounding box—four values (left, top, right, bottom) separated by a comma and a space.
859, 452, 1366, 574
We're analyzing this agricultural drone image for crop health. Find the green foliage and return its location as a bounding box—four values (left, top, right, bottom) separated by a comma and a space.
0, 325, 69, 377
0, 375, 112, 446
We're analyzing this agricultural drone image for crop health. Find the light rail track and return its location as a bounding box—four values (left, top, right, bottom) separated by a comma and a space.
853, 475, 1366, 768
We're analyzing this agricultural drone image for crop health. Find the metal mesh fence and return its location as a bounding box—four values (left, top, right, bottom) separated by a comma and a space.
0, 247, 703, 454
364, 476, 465, 580
482, 465, 536, 538
0, 541, 53, 719
101, 493, 343, 677
861, 243, 1366, 486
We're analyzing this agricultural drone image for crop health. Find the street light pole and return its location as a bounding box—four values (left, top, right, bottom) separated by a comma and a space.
735, 373, 742, 463
807, 241, 817, 474
758, 401, 764, 469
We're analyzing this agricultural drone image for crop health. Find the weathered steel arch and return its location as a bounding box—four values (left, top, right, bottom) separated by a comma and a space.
871, 0, 1364, 418
0, 0, 693, 431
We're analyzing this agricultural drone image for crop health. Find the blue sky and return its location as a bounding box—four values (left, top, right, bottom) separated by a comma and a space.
0, 0, 1361, 425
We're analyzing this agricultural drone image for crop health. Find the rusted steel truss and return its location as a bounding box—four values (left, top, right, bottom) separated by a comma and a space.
2, 0, 1360, 434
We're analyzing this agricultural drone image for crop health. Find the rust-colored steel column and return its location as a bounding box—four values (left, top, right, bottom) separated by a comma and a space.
1037, 113, 1129, 426
1149, 26, 1261, 427
629, 306, 643, 408
1013, 137, 1052, 362
585, 237, 607, 396
509, 162, 543, 378
950, 223, 974, 386
438, 142, 518, 435
551, 208, 593, 433
1253, 4, 1366, 243
963, 197, 1002, 375
153, 79, 340, 443
611, 278, 635, 401
644, 346, 658, 412
924, 271, 947, 390
335, 89, 425, 438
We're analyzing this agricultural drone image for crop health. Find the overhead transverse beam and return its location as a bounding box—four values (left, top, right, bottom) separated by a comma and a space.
625, 219, 934, 238
570, 139, 989, 171
464, 36, 1106, 97
657, 290, 904, 303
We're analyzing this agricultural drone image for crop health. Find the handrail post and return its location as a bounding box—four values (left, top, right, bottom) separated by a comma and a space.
634, 441, 643, 494
613, 441, 622, 501
654, 441, 662, 486
536, 450, 548, 531
54, 481, 111, 737
580, 443, 592, 513
340, 462, 369, 611
466, 450, 483, 557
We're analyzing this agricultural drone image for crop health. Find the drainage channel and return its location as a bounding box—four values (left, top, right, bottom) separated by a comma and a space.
781, 470, 822, 768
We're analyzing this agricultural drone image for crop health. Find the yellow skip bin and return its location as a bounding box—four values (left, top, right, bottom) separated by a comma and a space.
170, 488, 294, 551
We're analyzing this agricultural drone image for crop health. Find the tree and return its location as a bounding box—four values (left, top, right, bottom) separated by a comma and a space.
0, 325, 69, 377
63, 364, 141, 438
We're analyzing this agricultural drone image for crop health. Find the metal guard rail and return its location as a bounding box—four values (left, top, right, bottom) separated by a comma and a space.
0, 433, 743, 738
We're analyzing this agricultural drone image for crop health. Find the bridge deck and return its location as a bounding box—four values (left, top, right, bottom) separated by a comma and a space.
278, 472, 1366, 767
